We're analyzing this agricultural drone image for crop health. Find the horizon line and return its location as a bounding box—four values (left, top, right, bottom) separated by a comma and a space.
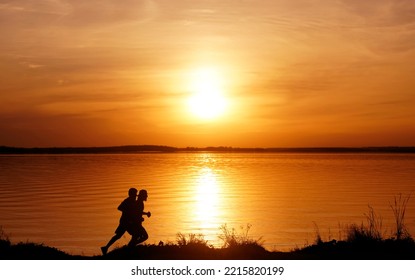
1, 145, 415, 154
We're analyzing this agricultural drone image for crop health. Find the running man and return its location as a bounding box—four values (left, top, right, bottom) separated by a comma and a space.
101, 188, 151, 255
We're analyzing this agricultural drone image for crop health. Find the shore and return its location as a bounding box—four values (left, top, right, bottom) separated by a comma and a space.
2, 237, 414, 260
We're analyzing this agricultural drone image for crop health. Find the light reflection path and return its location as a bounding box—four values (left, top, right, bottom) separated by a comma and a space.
191, 167, 228, 245
193, 167, 221, 231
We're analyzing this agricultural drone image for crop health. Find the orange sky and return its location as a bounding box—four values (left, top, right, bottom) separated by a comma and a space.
1, 0, 415, 147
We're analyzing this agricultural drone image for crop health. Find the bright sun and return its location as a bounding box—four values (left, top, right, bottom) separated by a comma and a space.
187, 67, 228, 120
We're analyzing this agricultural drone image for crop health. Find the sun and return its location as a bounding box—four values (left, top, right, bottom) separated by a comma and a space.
187, 67, 228, 120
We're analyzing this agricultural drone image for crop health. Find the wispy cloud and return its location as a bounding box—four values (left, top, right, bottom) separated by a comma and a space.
341, 0, 415, 26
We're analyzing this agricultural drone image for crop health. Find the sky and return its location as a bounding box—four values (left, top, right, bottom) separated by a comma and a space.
1, 0, 415, 148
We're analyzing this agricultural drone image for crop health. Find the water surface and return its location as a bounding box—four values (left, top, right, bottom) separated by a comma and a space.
1, 153, 414, 255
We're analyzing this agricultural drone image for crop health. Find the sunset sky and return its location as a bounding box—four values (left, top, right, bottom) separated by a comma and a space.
1, 0, 415, 147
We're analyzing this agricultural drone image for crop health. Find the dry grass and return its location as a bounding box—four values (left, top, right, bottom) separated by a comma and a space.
176, 233, 210, 247
345, 204, 384, 243
0, 226, 11, 246
390, 194, 411, 240
312, 194, 412, 245
218, 223, 263, 248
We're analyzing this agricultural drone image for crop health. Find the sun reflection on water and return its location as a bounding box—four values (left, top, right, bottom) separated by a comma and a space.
192, 167, 221, 232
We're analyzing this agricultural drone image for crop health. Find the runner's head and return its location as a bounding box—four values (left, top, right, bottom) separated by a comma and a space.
138, 189, 148, 201
128, 188, 138, 198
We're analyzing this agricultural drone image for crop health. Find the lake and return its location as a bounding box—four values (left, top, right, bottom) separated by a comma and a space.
0, 153, 414, 256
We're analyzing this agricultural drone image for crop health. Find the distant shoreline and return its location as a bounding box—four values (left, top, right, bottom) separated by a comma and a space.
1, 145, 415, 154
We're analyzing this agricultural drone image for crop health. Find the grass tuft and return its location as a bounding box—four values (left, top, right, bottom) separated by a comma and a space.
219, 223, 263, 248
0, 226, 10, 242
176, 233, 210, 247
309, 194, 413, 247
0, 226, 11, 249
390, 193, 411, 240
313, 222, 323, 245
345, 204, 384, 243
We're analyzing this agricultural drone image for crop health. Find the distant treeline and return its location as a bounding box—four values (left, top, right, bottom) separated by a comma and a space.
1, 145, 415, 154
0, 145, 176, 154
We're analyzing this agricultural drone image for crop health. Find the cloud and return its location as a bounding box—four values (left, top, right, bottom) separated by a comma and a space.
18, 61, 45, 69
58, 0, 159, 27
0, 0, 70, 15
0, 0, 160, 26
336, 1, 415, 54
340, 0, 415, 26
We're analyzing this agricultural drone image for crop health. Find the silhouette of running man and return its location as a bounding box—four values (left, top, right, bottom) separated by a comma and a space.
129, 189, 151, 246
101, 188, 151, 255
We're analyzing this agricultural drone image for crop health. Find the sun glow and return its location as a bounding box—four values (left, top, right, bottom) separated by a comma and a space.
187, 67, 228, 120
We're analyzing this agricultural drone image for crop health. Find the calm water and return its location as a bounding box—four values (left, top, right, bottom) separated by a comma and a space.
1, 153, 414, 256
